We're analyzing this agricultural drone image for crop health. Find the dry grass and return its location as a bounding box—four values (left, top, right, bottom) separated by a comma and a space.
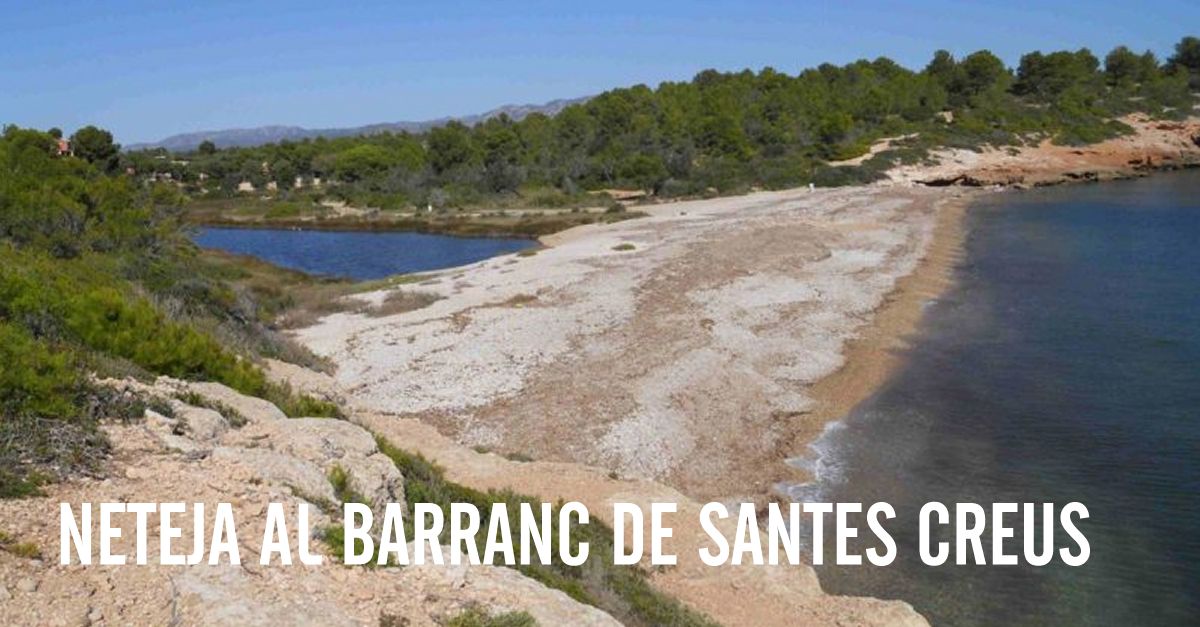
365, 290, 444, 318
500, 293, 538, 307
0, 530, 41, 559
274, 284, 365, 329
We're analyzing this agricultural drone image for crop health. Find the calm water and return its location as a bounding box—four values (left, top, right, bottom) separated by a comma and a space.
801, 171, 1200, 625
193, 227, 534, 280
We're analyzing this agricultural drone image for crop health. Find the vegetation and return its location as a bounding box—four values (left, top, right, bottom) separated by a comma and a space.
0, 126, 335, 496
121, 36, 1198, 217
316, 435, 715, 625
0, 529, 41, 559
3, 33, 1197, 497
371, 438, 718, 627
445, 607, 538, 627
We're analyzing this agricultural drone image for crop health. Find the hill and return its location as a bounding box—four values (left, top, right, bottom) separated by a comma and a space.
127, 97, 589, 151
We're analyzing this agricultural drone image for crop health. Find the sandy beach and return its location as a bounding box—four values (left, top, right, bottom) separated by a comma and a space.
295, 185, 974, 503
295, 114, 1199, 506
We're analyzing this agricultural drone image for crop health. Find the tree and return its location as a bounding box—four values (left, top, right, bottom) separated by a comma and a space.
1105, 46, 1141, 86
47, 127, 63, 139
924, 50, 959, 90
1168, 36, 1200, 73
1168, 35, 1200, 87
197, 140, 217, 155
956, 51, 1011, 101
427, 122, 478, 176
70, 126, 120, 173
478, 118, 525, 192
816, 111, 854, 157
271, 159, 297, 190
619, 153, 668, 192
332, 145, 392, 182
1014, 49, 1102, 101
238, 159, 266, 188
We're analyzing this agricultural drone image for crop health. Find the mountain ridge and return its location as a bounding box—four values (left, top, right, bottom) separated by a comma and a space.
128, 96, 589, 152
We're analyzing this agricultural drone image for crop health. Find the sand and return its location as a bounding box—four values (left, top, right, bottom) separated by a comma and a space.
12, 119, 1191, 626
295, 115, 1200, 506
295, 185, 974, 503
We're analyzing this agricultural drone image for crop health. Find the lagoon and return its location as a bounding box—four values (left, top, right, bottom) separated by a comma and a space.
192, 227, 535, 280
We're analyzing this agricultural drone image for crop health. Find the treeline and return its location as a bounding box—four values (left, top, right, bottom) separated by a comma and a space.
0, 127, 336, 497
119, 36, 1200, 209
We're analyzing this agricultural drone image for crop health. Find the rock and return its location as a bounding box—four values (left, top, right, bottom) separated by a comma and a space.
173, 567, 357, 626
247, 419, 405, 509
174, 380, 287, 423
210, 447, 336, 505
15, 577, 37, 593
336, 453, 405, 511
142, 408, 208, 454
174, 404, 229, 442
0, 584, 10, 601
258, 419, 378, 461
88, 607, 103, 622
399, 548, 621, 627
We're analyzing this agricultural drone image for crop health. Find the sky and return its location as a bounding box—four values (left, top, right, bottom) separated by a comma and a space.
2, 0, 1196, 144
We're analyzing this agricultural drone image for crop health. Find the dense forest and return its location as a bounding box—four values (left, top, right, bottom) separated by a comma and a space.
0, 127, 340, 497
114, 36, 1200, 210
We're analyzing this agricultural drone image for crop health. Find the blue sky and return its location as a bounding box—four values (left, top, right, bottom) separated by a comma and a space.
2, 1, 1196, 144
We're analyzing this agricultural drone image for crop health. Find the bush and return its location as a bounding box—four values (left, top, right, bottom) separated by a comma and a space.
446, 607, 537, 627
371, 438, 718, 627
64, 287, 268, 395
0, 322, 80, 420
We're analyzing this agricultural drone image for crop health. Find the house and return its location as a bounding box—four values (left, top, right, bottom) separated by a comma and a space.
54, 138, 72, 156
237, 181, 255, 193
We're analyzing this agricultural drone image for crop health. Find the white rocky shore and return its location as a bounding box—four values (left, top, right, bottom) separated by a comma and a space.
295, 185, 958, 500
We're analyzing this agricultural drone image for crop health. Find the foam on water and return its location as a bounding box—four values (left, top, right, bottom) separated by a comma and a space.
807, 171, 1200, 626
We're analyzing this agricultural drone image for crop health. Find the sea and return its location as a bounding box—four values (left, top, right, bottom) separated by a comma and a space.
192, 227, 534, 280
796, 170, 1200, 625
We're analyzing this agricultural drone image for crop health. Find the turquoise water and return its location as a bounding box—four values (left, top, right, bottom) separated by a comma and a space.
193, 227, 534, 280
804, 171, 1200, 625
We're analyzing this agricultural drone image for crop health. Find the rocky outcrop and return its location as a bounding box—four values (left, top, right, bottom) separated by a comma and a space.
0, 380, 617, 626
224, 418, 405, 514
888, 114, 1200, 189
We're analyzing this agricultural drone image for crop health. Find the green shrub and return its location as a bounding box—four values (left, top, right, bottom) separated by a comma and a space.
0, 322, 80, 420
371, 438, 718, 627
65, 287, 268, 395
446, 607, 538, 627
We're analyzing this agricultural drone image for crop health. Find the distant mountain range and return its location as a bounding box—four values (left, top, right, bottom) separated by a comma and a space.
127, 97, 590, 152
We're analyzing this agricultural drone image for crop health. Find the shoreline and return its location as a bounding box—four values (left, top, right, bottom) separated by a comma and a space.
182, 208, 648, 240
774, 189, 975, 493
291, 115, 1199, 504
295, 185, 955, 503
